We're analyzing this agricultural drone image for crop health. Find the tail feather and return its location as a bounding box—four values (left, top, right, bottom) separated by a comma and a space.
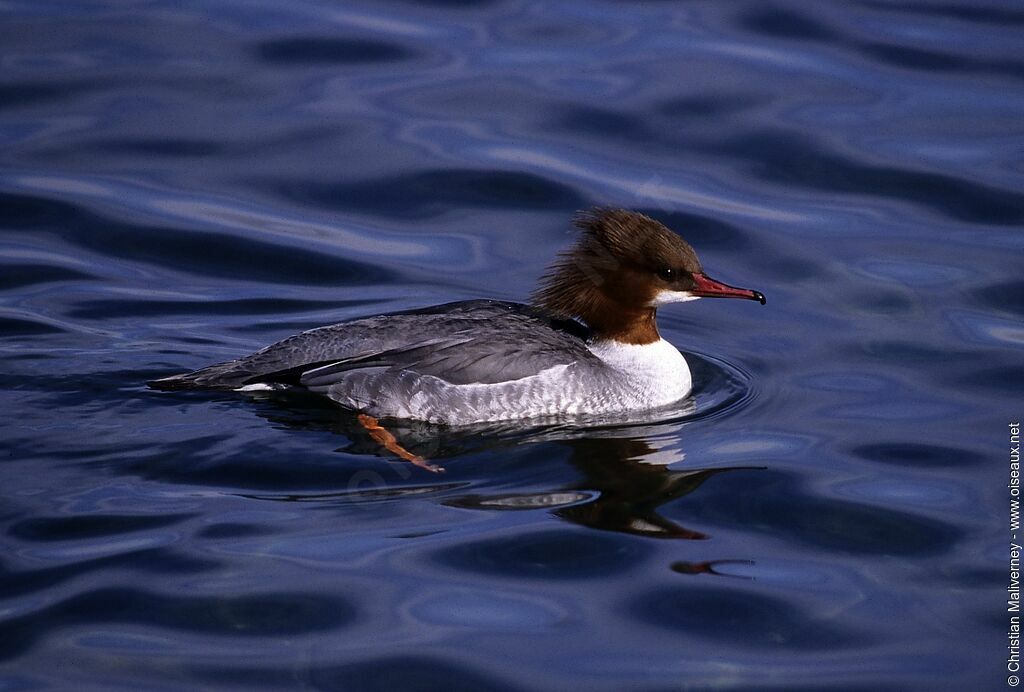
148, 361, 253, 391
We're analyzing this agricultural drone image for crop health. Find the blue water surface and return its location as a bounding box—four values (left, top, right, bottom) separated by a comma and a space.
1, 1, 1019, 689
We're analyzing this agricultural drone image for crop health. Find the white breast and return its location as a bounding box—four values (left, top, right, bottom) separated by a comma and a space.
586, 338, 692, 408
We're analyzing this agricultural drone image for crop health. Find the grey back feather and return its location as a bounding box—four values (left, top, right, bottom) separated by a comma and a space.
153, 301, 596, 391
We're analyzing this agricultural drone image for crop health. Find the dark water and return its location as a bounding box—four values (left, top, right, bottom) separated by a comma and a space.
1, 1, 1019, 689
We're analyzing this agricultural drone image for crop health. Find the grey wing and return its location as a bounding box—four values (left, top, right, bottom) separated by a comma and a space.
150, 319, 397, 390
150, 300, 596, 391
299, 332, 590, 388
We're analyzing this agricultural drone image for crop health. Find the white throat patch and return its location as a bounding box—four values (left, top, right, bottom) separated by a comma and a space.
652, 290, 700, 306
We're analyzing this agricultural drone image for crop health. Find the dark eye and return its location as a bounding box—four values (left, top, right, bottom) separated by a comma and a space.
657, 267, 676, 281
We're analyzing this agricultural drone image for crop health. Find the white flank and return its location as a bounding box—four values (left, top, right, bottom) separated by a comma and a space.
235, 383, 282, 392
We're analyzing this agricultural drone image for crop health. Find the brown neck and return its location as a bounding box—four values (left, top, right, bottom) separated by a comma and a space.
586, 303, 660, 345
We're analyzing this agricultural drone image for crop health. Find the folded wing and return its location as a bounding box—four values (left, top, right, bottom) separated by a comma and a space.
150, 300, 595, 393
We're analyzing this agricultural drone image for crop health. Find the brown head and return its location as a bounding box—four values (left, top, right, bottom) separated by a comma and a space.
531, 208, 765, 344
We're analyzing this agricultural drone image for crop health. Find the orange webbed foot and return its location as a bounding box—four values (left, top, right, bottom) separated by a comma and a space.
356, 413, 444, 473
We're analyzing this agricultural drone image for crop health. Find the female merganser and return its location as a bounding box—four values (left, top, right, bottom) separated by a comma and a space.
152, 208, 764, 437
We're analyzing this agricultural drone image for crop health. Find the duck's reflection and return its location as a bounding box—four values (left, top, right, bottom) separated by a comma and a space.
446, 436, 760, 540
557, 438, 741, 539
242, 389, 763, 541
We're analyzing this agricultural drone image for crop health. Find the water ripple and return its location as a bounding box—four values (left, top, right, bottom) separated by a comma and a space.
0, 0, 1014, 688
255, 37, 420, 66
